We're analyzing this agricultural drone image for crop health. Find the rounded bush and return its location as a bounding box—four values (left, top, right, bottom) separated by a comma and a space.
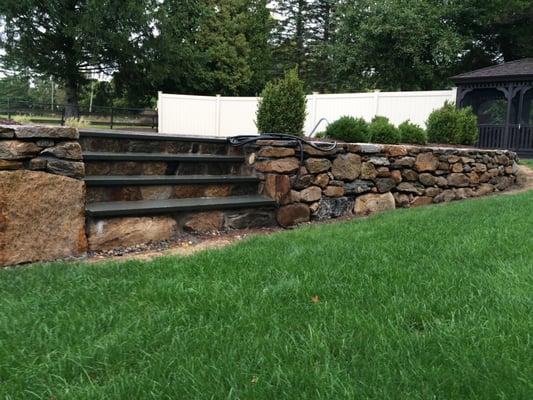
256, 68, 307, 136
398, 120, 427, 144
426, 101, 478, 145
368, 116, 400, 144
456, 107, 479, 145
324, 116, 369, 142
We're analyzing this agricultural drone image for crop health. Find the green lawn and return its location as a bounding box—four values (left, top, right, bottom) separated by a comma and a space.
1, 192, 532, 399
521, 158, 533, 169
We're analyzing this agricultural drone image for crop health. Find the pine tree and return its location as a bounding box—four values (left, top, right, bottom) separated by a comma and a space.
270, 0, 313, 80
306, 0, 338, 92
270, 0, 338, 91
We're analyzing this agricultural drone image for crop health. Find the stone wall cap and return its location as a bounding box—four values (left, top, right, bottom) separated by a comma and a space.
0, 124, 79, 140
302, 139, 515, 156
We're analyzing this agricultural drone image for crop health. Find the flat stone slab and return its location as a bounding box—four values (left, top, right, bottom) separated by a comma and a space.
82, 151, 244, 162
0, 124, 78, 139
84, 175, 259, 186
86, 194, 276, 217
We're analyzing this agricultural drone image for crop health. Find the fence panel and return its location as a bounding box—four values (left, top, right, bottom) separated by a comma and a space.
219, 97, 259, 136
158, 89, 457, 136
307, 93, 376, 133
374, 90, 456, 127
157, 93, 217, 136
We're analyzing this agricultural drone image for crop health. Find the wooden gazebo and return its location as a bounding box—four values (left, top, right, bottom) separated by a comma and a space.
451, 58, 533, 157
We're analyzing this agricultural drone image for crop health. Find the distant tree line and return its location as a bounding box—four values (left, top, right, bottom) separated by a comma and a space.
1, 0, 532, 117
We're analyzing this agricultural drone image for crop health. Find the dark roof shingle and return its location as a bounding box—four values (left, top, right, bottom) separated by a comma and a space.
451, 58, 533, 83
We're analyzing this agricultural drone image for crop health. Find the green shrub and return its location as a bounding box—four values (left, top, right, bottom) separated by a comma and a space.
456, 107, 479, 145
426, 101, 478, 145
256, 68, 307, 136
398, 120, 427, 144
368, 116, 400, 144
324, 116, 369, 142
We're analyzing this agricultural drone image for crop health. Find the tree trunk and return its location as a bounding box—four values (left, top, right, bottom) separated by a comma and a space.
64, 82, 79, 119
295, 0, 305, 69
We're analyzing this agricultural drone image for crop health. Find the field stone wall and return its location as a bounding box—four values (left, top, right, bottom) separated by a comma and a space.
245, 139, 519, 227
0, 124, 87, 266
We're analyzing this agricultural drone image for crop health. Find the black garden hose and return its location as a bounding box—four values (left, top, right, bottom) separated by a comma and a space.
227, 133, 337, 165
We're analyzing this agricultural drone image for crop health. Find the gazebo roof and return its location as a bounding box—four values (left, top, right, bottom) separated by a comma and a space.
451, 58, 533, 84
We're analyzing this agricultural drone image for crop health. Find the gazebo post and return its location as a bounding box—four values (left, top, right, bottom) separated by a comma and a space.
502, 86, 513, 148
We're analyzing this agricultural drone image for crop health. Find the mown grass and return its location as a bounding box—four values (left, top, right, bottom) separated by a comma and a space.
1, 192, 532, 399
520, 158, 533, 169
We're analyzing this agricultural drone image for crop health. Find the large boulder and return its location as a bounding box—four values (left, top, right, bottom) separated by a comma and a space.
46, 158, 85, 178
300, 186, 322, 202
263, 174, 291, 204
447, 173, 470, 187
255, 157, 299, 174
344, 180, 374, 194
0, 170, 87, 266
375, 177, 396, 193
360, 162, 378, 180
0, 140, 42, 159
332, 153, 361, 180
354, 192, 395, 215
257, 146, 295, 158
224, 209, 276, 229
314, 197, 354, 220
88, 216, 177, 251
183, 211, 224, 233
276, 203, 310, 227
415, 152, 439, 172
6, 124, 78, 139
40, 141, 82, 160
305, 158, 332, 174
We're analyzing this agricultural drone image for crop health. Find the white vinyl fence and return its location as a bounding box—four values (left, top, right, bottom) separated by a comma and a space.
158, 89, 456, 137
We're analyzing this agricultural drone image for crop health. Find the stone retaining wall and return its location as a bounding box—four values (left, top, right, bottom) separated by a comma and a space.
0, 124, 84, 177
0, 125, 87, 266
244, 140, 519, 227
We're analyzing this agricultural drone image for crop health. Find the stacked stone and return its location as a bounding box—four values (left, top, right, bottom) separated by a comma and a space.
0, 125, 86, 267
0, 124, 84, 179
247, 140, 518, 227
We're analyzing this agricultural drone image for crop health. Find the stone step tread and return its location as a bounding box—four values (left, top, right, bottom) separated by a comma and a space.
82, 151, 244, 162
84, 175, 259, 186
79, 129, 227, 143
86, 195, 276, 217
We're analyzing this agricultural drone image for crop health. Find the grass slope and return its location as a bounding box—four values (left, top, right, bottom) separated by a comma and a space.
1, 192, 532, 399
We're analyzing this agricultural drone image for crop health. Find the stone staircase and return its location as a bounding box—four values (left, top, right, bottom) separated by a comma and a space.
80, 129, 276, 251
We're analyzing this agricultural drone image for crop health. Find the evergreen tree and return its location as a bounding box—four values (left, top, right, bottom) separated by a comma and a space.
270, 0, 338, 91
306, 0, 338, 92
270, 0, 313, 80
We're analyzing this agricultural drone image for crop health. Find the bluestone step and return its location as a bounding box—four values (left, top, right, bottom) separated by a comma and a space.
82, 151, 244, 162
84, 175, 259, 186
86, 195, 276, 217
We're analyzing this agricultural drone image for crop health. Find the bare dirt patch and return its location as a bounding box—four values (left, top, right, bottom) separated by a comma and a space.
87, 227, 282, 264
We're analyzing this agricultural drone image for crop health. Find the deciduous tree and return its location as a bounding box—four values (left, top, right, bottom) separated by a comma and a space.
0, 0, 157, 117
